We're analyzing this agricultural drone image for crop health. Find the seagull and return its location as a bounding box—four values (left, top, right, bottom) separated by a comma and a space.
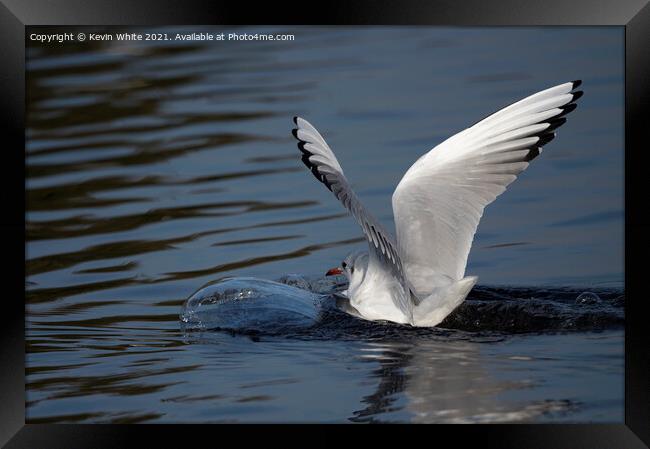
292, 81, 583, 327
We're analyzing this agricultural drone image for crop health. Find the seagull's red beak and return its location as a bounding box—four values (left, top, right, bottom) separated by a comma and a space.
325, 267, 343, 276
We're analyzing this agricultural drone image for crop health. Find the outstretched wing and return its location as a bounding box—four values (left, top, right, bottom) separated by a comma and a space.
392, 81, 583, 294
291, 116, 416, 312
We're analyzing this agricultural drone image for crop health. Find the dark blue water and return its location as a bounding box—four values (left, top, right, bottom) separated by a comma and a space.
26, 26, 623, 423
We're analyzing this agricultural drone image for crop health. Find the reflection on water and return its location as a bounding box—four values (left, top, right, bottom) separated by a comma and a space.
26, 26, 623, 423
352, 334, 617, 424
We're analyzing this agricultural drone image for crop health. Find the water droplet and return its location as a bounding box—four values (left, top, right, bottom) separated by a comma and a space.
277, 274, 311, 290
575, 292, 601, 305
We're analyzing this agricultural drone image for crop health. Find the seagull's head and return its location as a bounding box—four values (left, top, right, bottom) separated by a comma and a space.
325, 251, 368, 291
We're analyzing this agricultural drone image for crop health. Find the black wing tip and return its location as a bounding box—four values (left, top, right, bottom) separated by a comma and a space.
296, 140, 309, 155
571, 79, 582, 89
525, 146, 542, 162
297, 138, 334, 191
537, 132, 556, 147
546, 116, 567, 132
291, 116, 336, 193
571, 90, 584, 102
558, 102, 578, 118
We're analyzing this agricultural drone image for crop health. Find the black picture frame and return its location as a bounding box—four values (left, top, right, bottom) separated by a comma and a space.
2, 0, 648, 447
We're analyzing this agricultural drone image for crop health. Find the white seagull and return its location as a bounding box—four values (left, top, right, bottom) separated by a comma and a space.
292, 81, 583, 327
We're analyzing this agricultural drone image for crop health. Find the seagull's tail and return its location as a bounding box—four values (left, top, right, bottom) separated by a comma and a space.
411, 276, 477, 327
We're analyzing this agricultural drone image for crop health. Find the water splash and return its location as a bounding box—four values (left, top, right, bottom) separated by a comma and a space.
180, 277, 324, 333
180, 276, 624, 337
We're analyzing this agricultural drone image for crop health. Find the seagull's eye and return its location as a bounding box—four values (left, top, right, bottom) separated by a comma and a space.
342, 261, 347, 268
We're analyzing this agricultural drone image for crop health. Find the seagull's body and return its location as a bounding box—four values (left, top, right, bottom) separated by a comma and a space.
292, 81, 583, 327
